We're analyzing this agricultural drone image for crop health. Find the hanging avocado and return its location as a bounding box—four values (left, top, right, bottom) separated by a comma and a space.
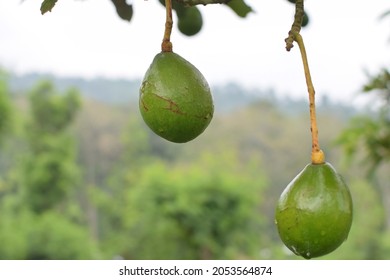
139, 52, 214, 143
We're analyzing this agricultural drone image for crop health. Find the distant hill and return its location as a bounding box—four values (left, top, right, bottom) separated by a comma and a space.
8, 73, 141, 105
8, 72, 358, 118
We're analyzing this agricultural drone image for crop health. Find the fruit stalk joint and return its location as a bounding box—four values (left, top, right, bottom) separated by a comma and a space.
162, 0, 173, 52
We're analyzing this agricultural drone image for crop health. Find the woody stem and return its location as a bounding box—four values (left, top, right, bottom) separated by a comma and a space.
293, 32, 324, 164
161, 0, 173, 52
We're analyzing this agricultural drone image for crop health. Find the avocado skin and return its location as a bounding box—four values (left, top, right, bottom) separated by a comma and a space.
178, 7, 203, 36
139, 52, 214, 143
275, 162, 353, 259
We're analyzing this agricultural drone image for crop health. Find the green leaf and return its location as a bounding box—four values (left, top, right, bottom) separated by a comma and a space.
363, 69, 390, 93
40, 0, 58, 15
226, 0, 253, 18
379, 10, 390, 20
111, 0, 133, 21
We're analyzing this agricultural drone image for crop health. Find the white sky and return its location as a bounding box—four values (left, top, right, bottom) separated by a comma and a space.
0, 0, 389, 104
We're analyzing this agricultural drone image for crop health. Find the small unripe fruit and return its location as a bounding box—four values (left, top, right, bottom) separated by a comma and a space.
177, 7, 203, 36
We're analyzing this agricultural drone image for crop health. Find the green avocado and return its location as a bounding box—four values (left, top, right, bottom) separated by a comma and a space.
275, 162, 353, 259
139, 52, 214, 143
177, 7, 203, 36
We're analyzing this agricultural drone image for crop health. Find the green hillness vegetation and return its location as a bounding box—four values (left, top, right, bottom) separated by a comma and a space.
0, 70, 389, 260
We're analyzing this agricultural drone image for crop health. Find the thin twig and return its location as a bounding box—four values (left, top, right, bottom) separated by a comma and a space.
162, 0, 173, 52
285, 0, 324, 163
293, 33, 324, 164
285, 0, 304, 51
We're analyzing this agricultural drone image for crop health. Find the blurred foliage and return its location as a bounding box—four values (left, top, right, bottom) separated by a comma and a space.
0, 70, 389, 259
0, 208, 97, 259
26, 211, 97, 259
335, 10, 390, 237
22, 81, 81, 213
0, 75, 98, 259
28, 81, 81, 134
22, 134, 79, 212
96, 151, 267, 259
0, 71, 13, 144
39, 0, 309, 37
337, 69, 390, 176
336, 66, 390, 257
336, 11, 390, 175
5, 0, 387, 261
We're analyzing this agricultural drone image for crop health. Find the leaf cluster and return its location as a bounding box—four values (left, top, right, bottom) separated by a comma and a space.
95, 147, 268, 259
0, 76, 97, 259
39, 0, 309, 37
22, 81, 82, 213
337, 69, 390, 176
0, 71, 13, 145
1, 73, 390, 259
0, 209, 97, 259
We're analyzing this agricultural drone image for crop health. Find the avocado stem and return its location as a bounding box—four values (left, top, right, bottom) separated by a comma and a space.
293, 33, 324, 164
285, 0, 304, 51
162, 0, 173, 52
285, 0, 324, 164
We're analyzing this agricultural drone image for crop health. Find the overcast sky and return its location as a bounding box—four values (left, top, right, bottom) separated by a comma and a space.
0, 0, 389, 105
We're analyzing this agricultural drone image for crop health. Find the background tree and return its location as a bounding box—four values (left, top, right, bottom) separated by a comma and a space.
0, 0, 387, 260
335, 12, 390, 258
22, 80, 81, 213
0, 78, 99, 259
337, 69, 390, 177
0, 71, 13, 145
93, 148, 268, 259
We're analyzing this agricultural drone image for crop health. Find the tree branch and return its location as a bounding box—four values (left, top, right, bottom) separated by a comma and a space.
162, 0, 173, 52
175, 0, 230, 6
285, 0, 304, 51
